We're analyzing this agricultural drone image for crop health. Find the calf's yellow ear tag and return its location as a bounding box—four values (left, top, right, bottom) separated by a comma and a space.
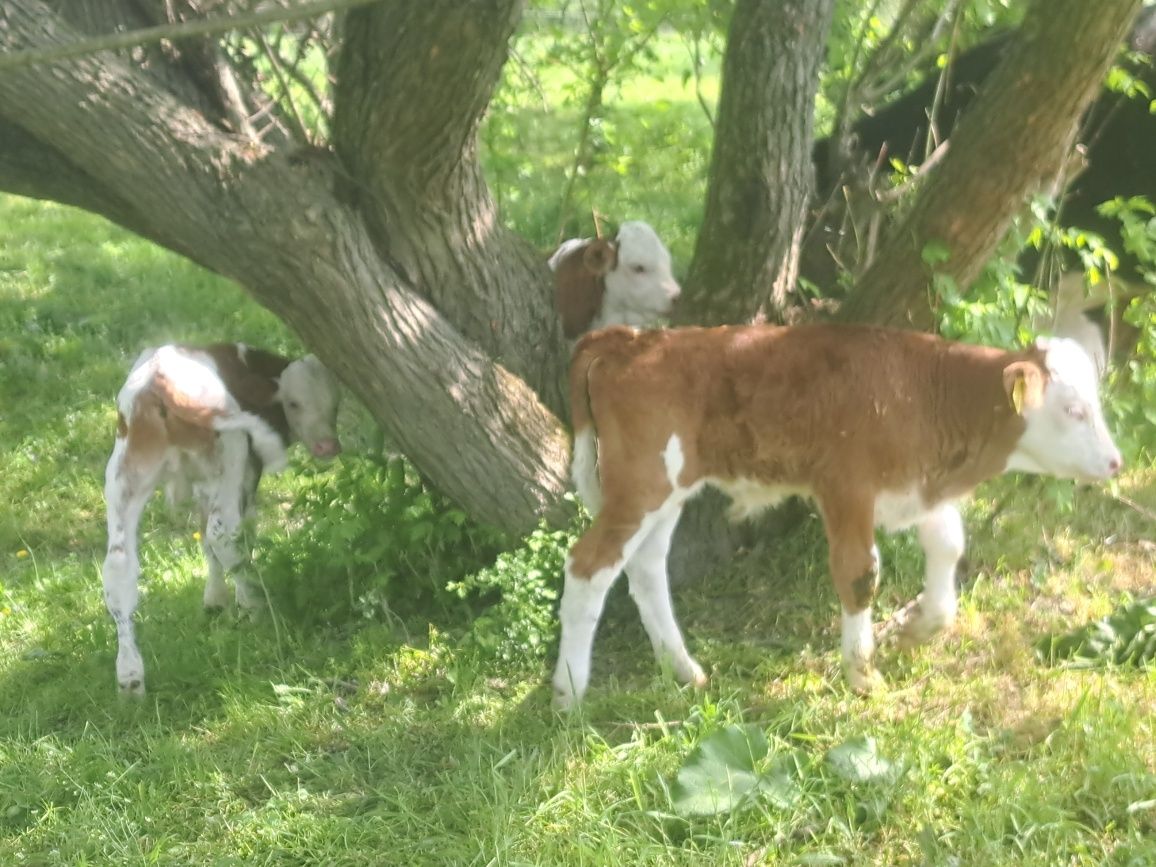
1011, 376, 1026, 415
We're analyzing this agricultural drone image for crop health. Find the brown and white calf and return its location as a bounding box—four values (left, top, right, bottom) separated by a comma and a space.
552, 323, 1122, 708
550, 221, 682, 338
103, 343, 341, 695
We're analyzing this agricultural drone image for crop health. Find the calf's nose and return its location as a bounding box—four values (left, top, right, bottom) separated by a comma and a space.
311, 438, 342, 459
1107, 453, 1122, 476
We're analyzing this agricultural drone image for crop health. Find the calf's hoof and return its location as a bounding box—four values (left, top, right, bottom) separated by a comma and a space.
118, 677, 145, 698
551, 686, 580, 713
203, 585, 230, 611
234, 580, 267, 615
669, 655, 708, 690
845, 663, 884, 696
897, 606, 952, 650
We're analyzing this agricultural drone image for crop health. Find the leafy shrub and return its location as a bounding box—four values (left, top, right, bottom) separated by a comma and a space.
449, 511, 581, 665
253, 453, 585, 669
1036, 598, 1156, 668
254, 454, 506, 627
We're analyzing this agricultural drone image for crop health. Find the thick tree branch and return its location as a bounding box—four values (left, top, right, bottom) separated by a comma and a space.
335, 0, 519, 200
332, 0, 568, 409
0, 0, 570, 532
838, 0, 1144, 328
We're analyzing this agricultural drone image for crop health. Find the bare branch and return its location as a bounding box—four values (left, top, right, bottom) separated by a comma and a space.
251, 27, 313, 143
0, 0, 381, 70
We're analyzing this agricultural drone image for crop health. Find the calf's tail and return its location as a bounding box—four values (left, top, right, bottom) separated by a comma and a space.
211, 412, 289, 473
567, 329, 635, 515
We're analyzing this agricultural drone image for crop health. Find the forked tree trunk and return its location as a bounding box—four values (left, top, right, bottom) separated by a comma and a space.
839, 0, 1143, 328
0, 0, 1143, 557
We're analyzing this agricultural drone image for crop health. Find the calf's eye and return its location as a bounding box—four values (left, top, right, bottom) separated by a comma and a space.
631, 264, 647, 274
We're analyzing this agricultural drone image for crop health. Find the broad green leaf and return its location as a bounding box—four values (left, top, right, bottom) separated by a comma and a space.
825, 735, 896, 784
670, 724, 799, 817
1036, 598, 1156, 667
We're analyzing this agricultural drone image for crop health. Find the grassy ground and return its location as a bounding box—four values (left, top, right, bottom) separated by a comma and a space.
4, 197, 1156, 866
3, 30, 1156, 865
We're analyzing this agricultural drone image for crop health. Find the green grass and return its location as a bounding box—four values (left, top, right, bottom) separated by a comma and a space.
3, 27, 1156, 865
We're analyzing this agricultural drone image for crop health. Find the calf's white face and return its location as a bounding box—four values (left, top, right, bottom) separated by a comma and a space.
603, 221, 681, 323
278, 356, 342, 459
1009, 338, 1121, 481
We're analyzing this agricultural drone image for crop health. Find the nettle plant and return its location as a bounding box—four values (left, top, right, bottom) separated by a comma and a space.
254, 454, 506, 627
449, 510, 581, 665
255, 454, 583, 664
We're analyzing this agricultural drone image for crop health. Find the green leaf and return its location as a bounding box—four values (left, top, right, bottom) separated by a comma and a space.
1036, 598, 1156, 667
669, 725, 799, 817
921, 240, 951, 266
825, 735, 897, 784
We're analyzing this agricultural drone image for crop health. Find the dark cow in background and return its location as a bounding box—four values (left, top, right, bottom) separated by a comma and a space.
103, 343, 341, 695
807, 7, 1155, 354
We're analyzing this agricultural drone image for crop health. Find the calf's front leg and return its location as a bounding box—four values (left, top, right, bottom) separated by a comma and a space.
899, 502, 965, 647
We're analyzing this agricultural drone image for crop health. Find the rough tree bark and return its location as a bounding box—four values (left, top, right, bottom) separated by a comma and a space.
838, 0, 1143, 328
679, 0, 836, 326
0, 0, 572, 535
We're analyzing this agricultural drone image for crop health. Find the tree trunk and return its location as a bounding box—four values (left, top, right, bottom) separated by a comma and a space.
0, 0, 571, 536
838, 0, 1143, 328
332, 2, 567, 404
669, 0, 835, 584
679, 0, 836, 326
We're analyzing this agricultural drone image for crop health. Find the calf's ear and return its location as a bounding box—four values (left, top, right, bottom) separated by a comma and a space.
583, 238, 617, 276
555, 243, 606, 338
1002, 361, 1045, 415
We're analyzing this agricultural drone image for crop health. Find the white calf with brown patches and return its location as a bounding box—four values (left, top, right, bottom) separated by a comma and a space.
552, 324, 1121, 708
550, 221, 682, 338
102, 343, 340, 695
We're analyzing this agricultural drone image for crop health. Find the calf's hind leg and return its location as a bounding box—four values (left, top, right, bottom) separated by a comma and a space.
202, 434, 264, 613
553, 497, 675, 710
819, 493, 883, 694
103, 437, 164, 696
624, 505, 705, 688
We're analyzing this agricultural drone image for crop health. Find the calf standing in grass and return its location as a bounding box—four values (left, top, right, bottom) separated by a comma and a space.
552, 324, 1121, 708
103, 343, 341, 695
550, 221, 682, 338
